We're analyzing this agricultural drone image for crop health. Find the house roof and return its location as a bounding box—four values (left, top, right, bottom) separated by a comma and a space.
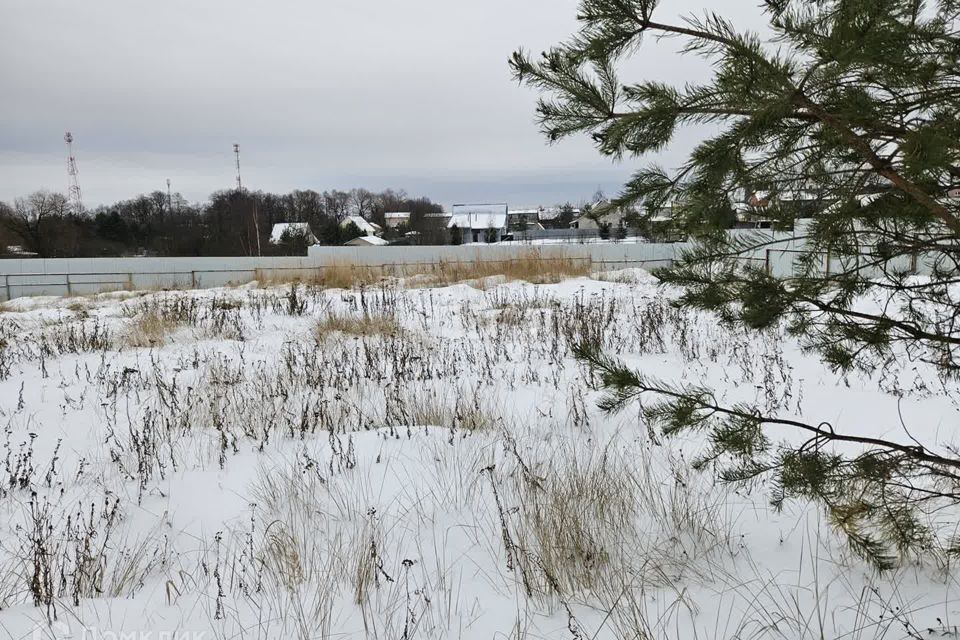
538, 207, 579, 220
269, 222, 316, 244
572, 207, 624, 225
449, 204, 508, 230
345, 235, 389, 246
342, 215, 380, 235
590, 199, 620, 215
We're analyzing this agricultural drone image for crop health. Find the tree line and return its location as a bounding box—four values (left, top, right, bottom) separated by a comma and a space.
0, 187, 445, 258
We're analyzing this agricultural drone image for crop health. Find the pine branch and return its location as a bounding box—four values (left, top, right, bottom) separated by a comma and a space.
577, 340, 960, 470
793, 93, 960, 234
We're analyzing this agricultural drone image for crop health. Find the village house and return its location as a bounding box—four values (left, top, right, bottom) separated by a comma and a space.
269, 222, 318, 245
539, 206, 580, 229
383, 212, 411, 228
341, 215, 382, 236
734, 189, 824, 229
570, 200, 628, 230
506, 209, 544, 232
344, 234, 389, 247
448, 204, 509, 243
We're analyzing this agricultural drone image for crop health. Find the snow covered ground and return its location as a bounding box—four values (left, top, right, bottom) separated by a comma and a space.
0, 270, 956, 639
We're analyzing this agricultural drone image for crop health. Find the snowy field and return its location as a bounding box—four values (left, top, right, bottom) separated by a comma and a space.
0, 270, 957, 639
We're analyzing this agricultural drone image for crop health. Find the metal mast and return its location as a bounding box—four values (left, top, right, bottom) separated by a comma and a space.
232, 143, 260, 255
233, 143, 242, 192
64, 132, 83, 214
166, 178, 172, 213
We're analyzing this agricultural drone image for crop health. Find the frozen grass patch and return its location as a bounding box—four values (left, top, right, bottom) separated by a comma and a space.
260, 252, 590, 291
395, 386, 500, 431
313, 310, 402, 340
429, 253, 590, 287
125, 310, 180, 347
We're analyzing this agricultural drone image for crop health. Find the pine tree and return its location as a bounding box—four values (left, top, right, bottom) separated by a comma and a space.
513, 0, 960, 568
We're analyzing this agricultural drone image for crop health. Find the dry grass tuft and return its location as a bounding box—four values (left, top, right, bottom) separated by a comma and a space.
126, 310, 180, 347
429, 253, 590, 287
514, 452, 638, 595
261, 523, 306, 591
317, 263, 389, 289
405, 388, 499, 431
260, 252, 589, 291
313, 311, 402, 340
257, 264, 387, 290
65, 299, 90, 313
349, 509, 394, 607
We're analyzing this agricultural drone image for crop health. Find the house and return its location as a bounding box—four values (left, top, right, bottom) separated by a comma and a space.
539, 208, 560, 223
507, 209, 543, 232
733, 202, 772, 229
734, 189, 824, 228
570, 200, 627, 230
383, 212, 411, 228
448, 204, 509, 243
269, 222, 318, 245
539, 206, 580, 229
643, 202, 686, 242
344, 235, 389, 247
341, 215, 382, 236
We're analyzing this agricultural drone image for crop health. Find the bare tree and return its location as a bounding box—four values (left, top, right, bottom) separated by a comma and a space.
323, 190, 351, 220
2, 191, 70, 257
349, 188, 376, 218
284, 189, 324, 223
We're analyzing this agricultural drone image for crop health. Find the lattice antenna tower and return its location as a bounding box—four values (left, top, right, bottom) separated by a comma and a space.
233, 143, 242, 192
64, 131, 83, 214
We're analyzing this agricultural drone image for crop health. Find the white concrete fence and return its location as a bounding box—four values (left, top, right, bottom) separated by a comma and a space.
0, 232, 936, 302
0, 244, 681, 301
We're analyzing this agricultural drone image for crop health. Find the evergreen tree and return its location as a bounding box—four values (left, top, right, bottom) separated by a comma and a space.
509, 211, 529, 235
513, 0, 960, 568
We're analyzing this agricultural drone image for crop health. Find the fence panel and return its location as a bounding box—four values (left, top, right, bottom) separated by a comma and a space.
0, 234, 931, 302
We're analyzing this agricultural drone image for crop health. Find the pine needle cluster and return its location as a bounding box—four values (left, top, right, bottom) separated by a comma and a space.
518, 0, 960, 568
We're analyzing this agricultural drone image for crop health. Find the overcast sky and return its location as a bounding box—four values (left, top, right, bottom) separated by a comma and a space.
0, 0, 763, 209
